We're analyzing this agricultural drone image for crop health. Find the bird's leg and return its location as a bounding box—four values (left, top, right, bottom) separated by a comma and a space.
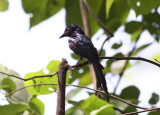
76, 57, 83, 69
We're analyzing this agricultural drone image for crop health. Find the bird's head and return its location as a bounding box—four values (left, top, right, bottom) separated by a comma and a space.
60, 24, 85, 38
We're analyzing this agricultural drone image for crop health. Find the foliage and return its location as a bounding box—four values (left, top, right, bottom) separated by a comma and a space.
0, 0, 160, 114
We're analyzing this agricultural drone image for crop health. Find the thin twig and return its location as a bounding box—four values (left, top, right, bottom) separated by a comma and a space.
98, 35, 112, 56
83, 0, 113, 36
6, 83, 149, 110
0, 71, 58, 81
122, 107, 160, 115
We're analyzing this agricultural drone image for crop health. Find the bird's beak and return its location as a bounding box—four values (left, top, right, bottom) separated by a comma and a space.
59, 33, 66, 39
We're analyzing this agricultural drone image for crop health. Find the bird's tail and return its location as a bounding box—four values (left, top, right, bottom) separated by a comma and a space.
90, 60, 109, 101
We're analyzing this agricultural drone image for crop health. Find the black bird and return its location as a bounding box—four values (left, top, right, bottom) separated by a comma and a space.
60, 24, 109, 99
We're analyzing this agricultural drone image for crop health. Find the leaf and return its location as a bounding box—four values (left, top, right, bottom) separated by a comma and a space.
125, 21, 143, 34
66, 88, 82, 100
127, 0, 160, 15
111, 42, 122, 49
105, 0, 130, 32
24, 60, 66, 95
143, 12, 160, 42
120, 85, 140, 99
0, 104, 28, 115
149, 93, 159, 105
133, 43, 152, 55
79, 95, 114, 115
124, 106, 137, 114
29, 96, 44, 115
106, 0, 115, 18
148, 111, 160, 115
78, 72, 92, 86
22, 0, 65, 28
152, 53, 160, 61
66, 106, 84, 115
0, 0, 9, 12
0, 64, 31, 104
0, 78, 16, 93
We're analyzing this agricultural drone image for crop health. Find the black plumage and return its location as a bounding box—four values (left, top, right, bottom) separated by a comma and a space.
60, 24, 109, 99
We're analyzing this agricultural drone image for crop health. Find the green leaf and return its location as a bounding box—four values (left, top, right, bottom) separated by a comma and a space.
133, 43, 152, 55
148, 111, 160, 115
111, 42, 122, 49
152, 53, 160, 61
66, 106, 84, 115
66, 88, 82, 100
124, 106, 137, 114
0, 104, 28, 115
22, 0, 65, 28
79, 72, 92, 86
125, 21, 143, 34
106, 0, 115, 18
79, 95, 114, 115
0, 64, 31, 104
149, 93, 159, 105
1, 78, 16, 93
24, 60, 65, 95
127, 0, 160, 15
0, 0, 9, 12
105, 0, 130, 32
29, 96, 44, 115
143, 12, 160, 42
120, 85, 140, 99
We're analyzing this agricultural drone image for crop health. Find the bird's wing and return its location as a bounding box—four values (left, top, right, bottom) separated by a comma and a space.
69, 35, 99, 60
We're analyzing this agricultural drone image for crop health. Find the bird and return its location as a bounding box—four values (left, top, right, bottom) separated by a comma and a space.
60, 24, 109, 101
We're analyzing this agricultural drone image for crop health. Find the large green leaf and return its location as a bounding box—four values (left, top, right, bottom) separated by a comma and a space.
0, 64, 31, 104
0, 104, 28, 115
24, 60, 69, 95
29, 96, 44, 115
22, 0, 65, 28
79, 95, 114, 115
127, 0, 160, 15
0, 0, 9, 12
105, 0, 130, 32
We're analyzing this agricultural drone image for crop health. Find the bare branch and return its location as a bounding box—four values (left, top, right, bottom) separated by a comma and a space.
0, 71, 58, 81
6, 83, 149, 110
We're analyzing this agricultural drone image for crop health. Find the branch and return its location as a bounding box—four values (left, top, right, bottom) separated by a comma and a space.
6, 83, 149, 110
122, 107, 160, 115
56, 59, 70, 115
83, 0, 113, 36
98, 35, 112, 55
100, 57, 160, 68
0, 71, 58, 81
